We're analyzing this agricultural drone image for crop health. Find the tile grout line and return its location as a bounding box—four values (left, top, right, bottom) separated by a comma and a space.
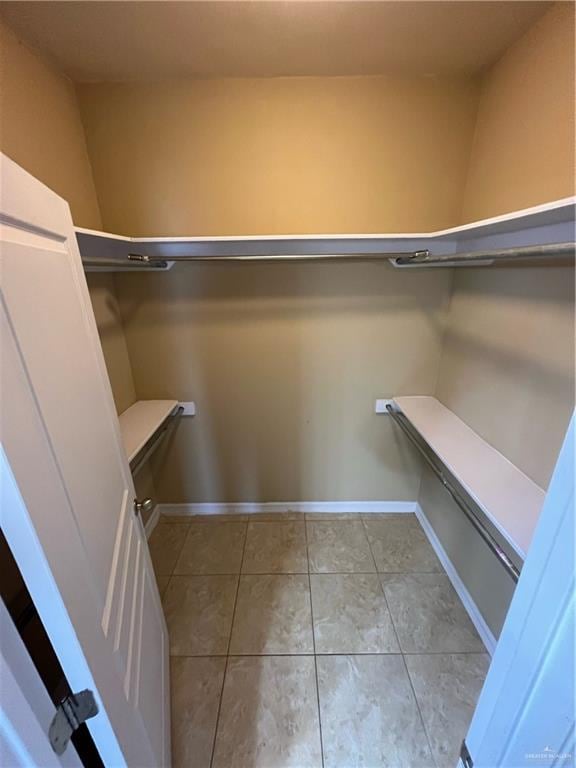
304, 519, 326, 768
363, 521, 439, 768
160, 574, 172, 601
167, 650, 489, 658
208, 522, 249, 768
154, 520, 192, 597
364, 525, 403, 656
173, 523, 193, 574
158, 512, 468, 767
157, 522, 223, 766
161, 569, 444, 578
157, 518, 189, 767
401, 653, 440, 768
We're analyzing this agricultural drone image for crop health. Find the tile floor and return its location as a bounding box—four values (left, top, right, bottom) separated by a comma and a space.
148, 512, 490, 768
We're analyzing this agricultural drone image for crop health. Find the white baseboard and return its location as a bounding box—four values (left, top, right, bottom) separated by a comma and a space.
150, 496, 494, 652
157, 500, 417, 517
144, 505, 160, 539
415, 503, 497, 655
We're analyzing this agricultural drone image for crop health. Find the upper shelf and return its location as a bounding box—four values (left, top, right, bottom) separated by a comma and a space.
393, 396, 545, 560
76, 197, 575, 271
119, 400, 178, 462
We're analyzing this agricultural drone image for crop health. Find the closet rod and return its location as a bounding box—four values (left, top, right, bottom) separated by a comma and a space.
393, 241, 575, 266
125, 242, 574, 265
130, 405, 184, 477
385, 404, 521, 583
83, 256, 169, 269
83, 242, 574, 269
127, 252, 419, 263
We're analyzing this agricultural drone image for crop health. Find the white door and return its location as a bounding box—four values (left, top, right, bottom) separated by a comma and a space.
461, 415, 575, 767
0, 599, 83, 768
0, 154, 170, 766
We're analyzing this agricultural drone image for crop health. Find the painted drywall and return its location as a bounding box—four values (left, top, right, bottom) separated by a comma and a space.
418, 466, 516, 640
436, 266, 574, 490
419, 269, 576, 644
84, 273, 136, 415
86, 273, 138, 417
0, 19, 101, 229
77, 73, 479, 502
116, 263, 451, 503
76, 75, 479, 235
461, 2, 575, 221
0, 1, 548, 82
417, 4, 575, 639
83, 280, 157, 517
419, 268, 575, 641
432, 4, 575, 490
0, 19, 137, 424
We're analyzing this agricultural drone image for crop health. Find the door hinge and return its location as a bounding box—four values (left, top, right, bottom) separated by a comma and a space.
48, 689, 99, 755
460, 739, 474, 768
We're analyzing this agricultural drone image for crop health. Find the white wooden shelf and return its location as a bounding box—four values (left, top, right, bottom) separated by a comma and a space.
119, 400, 178, 462
76, 197, 575, 271
393, 396, 545, 559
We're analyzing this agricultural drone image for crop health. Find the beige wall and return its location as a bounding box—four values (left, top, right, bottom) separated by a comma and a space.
461, 2, 575, 221
78, 32, 575, 503
418, 466, 516, 639
86, 274, 157, 515
77, 75, 479, 236
2, 6, 573, 641
0, 19, 101, 229
5, 8, 573, 509
78, 73, 479, 502
0, 19, 137, 418
85, 273, 136, 414
420, 4, 575, 641
435, 266, 574, 490
432, 3, 575, 491
420, 264, 574, 640
117, 263, 451, 502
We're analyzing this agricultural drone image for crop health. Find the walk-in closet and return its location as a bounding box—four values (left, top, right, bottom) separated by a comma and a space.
1, 2, 574, 767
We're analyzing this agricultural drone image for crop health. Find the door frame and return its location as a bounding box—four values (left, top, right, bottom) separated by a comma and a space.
462, 414, 575, 766
0, 596, 83, 768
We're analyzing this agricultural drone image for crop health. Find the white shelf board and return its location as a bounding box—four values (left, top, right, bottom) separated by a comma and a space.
393, 396, 545, 559
76, 196, 575, 269
119, 400, 178, 462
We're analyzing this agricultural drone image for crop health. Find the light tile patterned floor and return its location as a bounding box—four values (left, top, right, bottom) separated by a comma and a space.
148, 512, 490, 768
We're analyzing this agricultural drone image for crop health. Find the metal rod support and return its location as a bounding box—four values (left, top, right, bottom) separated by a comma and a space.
386, 404, 521, 582
393, 242, 575, 266
130, 405, 184, 477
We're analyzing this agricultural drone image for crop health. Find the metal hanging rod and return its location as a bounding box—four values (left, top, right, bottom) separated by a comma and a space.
80, 241, 575, 270
127, 251, 418, 263
386, 404, 521, 582
392, 241, 575, 267
130, 405, 184, 477
83, 256, 169, 270
126, 242, 573, 265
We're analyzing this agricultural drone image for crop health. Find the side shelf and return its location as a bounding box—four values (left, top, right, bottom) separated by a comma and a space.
392, 396, 545, 560
119, 400, 179, 463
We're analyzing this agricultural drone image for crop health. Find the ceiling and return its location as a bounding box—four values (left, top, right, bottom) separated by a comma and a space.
0, 1, 552, 82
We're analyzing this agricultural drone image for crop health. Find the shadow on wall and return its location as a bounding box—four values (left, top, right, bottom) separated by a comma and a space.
115, 260, 453, 505
86, 272, 137, 415
435, 264, 575, 489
